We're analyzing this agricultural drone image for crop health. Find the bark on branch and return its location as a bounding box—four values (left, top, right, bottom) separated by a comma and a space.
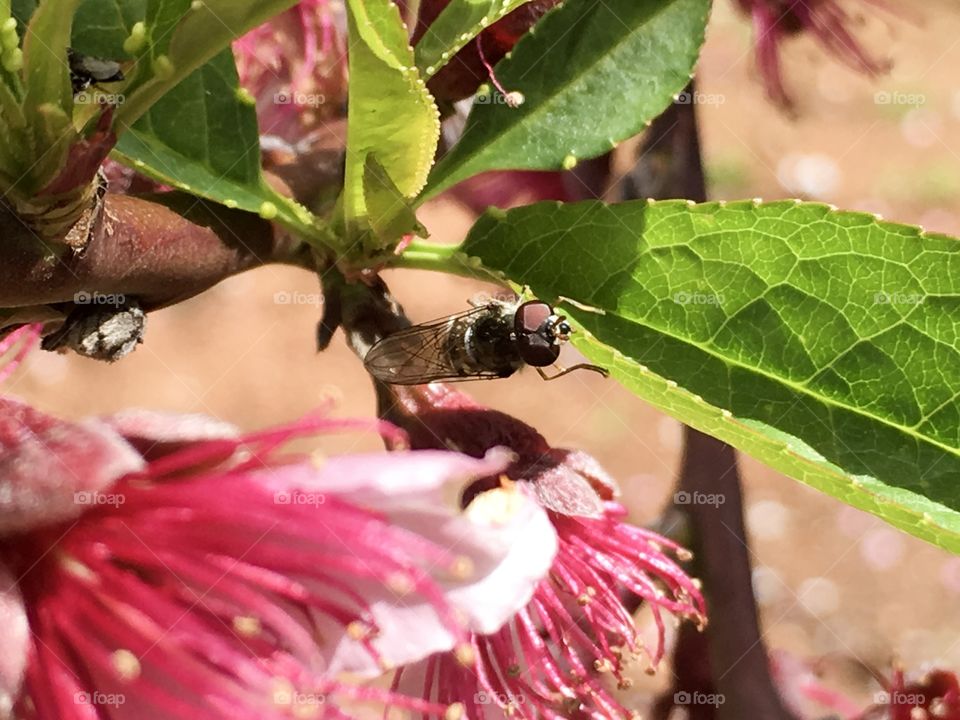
0, 191, 311, 312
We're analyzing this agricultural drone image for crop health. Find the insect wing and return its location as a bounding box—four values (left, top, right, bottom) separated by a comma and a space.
363, 306, 494, 384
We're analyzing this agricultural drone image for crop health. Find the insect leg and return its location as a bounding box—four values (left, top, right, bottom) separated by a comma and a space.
536, 363, 609, 381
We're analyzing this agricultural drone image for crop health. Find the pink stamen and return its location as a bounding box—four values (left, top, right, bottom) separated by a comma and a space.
0, 324, 41, 384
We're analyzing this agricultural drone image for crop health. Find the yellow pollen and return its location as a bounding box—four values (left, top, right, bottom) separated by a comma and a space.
577, 593, 592, 606
464, 485, 524, 525
449, 556, 474, 580
444, 702, 465, 720
59, 553, 97, 582
347, 621, 374, 640
454, 643, 475, 667
618, 678, 634, 690
594, 659, 614, 673
387, 572, 415, 595
271, 677, 295, 706
111, 649, 141, 680
233, 615, 261, 637
677, 548, 693, 561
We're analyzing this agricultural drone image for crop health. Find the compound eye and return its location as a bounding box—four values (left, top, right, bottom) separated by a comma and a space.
556, 321, 572, 339
515, 301, 553, 335
517, 332, 561, 367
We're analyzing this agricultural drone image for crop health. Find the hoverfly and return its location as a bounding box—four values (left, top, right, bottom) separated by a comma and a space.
67, 48, 124, 95
363, 297, 608, 384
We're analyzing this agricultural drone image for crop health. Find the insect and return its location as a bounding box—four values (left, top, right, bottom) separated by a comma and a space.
363, 297, 608, 385
67, 48, 125, 95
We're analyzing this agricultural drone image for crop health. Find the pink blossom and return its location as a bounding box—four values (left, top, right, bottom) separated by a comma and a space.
865, 667, 960, 720
772, 651, 960, 720
385, 383, 618, 518
445, 170, 570, 213
733, 0, 890, 106
382, 383, 706, 717
233, 0, 348, 142
0, 336, 558, 718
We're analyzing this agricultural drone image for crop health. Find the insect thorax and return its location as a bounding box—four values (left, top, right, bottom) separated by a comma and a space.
447, 305, 524, 378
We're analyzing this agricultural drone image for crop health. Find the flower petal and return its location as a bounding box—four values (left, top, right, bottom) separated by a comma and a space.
0, 398, 144, 535
260, 449, 558, 675
103, 409, 239, 460
0, 563, 28, 718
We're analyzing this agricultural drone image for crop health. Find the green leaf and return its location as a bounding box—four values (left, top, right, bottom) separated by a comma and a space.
11, 0, 37, 26
461, 199, 960, 553
17, 0, 80, 191
414, 0, 529, 81
423, 0, 710, 199
72, 0, 146, 56
342, 0, 438, 246
114, 0, 299, 127
22, 0, 76, 112
111, 49, 324, 242
364, 155, 425, 243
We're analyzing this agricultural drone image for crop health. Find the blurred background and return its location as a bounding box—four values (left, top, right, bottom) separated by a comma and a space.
8, 0, 960, 709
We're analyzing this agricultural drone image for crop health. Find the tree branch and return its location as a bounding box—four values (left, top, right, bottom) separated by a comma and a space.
0, 190, 311, 312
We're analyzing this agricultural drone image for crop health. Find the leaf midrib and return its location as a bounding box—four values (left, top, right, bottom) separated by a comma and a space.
568, 303, 960, 465
431, 0, 701, 188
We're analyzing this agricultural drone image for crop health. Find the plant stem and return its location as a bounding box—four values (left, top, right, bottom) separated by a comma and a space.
391, 239, 503, 283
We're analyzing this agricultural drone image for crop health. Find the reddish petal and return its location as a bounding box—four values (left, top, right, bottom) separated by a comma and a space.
0, 398, 144, 535
0, 563, 28, 717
